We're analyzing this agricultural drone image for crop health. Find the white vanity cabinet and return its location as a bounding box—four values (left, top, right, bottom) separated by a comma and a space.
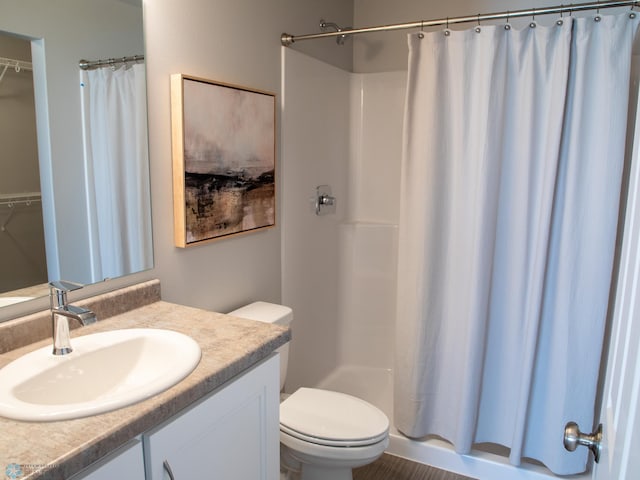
71, 354, 279, 480
143, 354, 280, 480
70, 439, 145, 480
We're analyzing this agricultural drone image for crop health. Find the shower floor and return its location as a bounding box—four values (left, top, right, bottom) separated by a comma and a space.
314, 365, 581, 480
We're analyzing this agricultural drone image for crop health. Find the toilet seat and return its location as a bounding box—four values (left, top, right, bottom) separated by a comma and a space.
280, 424, 388, 447
280, 388, 389, 447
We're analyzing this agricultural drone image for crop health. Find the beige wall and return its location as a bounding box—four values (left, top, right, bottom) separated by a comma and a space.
0, 34, 47, 292
143, 0, 353, 313
0, 0, 353, 322
0, 34, 39, 194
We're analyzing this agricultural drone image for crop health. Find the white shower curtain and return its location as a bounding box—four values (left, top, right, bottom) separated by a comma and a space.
80, 63, 152, 282
395, 13, 638, 475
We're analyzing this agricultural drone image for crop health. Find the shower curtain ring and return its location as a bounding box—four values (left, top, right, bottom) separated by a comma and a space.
505, 11, 511, 30
595, 0, 602, 21
418, 20, 425, 38
557, 5, 564, 25
530, 8, 537, 28
444, 18, 451, 36
631, 2, 637, 18
475, 14, 482, 32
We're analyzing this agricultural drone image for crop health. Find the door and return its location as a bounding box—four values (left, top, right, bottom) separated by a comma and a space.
590, 88, 640, 480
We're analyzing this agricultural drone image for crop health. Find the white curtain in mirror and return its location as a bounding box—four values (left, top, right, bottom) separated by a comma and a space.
80, 63, 152, 282
395, 13, 638, 475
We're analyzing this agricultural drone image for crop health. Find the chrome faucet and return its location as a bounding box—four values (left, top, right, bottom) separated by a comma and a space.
50, 281, 97, 355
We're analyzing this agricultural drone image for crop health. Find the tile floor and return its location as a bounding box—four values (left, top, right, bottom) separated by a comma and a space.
353, 453, 477, 480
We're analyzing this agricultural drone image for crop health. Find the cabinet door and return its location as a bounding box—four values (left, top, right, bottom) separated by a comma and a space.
144, 354, 280, 480
70, 438, 145, 480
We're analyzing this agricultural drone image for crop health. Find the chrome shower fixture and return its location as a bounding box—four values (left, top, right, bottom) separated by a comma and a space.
319, 19, 350, 45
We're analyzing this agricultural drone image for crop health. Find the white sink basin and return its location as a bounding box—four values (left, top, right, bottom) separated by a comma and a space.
0, 328, 201, 422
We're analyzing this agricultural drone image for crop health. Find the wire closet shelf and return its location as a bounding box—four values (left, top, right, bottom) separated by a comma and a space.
0, 56, 33, 84
281, 0, 639, 45
0, 192, 41, 208
0, 57, 32, 72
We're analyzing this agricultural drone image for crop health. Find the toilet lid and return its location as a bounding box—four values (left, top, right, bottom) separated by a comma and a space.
280, 388, 389, 447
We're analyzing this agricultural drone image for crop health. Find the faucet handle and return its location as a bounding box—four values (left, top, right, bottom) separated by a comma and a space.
49, 280, 84, 293
49, 280, 84, 308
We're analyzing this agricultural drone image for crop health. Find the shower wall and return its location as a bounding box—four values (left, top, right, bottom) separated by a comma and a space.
336, 71, 406, 369
282, 48, 405, 388
281, 48, 350, 391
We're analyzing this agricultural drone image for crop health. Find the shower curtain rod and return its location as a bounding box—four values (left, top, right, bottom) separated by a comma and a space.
281, 0, 638, 46
78, 54, 144, 71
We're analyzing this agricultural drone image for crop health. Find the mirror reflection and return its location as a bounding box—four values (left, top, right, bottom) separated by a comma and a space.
0, 35, 46, 295
0, 0, 152, 309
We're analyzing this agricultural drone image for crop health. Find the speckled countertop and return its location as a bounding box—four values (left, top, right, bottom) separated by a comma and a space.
0, 284, 289, 480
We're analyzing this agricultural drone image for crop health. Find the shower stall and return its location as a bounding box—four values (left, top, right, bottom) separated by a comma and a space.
281, 47, 563, 480
281, 3, 640, 478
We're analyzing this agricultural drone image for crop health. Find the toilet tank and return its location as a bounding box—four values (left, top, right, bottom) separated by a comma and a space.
228, 301, 292, 392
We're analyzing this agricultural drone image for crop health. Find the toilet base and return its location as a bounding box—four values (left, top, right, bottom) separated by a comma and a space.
300, 464, 353, 480
280, 431, 388, 480
281, 448, 353, 480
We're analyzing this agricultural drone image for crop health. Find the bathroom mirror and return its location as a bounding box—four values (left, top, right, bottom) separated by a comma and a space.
0, 0, 152, 312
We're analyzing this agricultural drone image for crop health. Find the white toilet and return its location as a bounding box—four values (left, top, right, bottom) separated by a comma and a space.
229, 301, 389, 480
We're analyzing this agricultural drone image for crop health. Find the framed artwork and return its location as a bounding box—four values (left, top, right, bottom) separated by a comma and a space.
171, 74, 276, 247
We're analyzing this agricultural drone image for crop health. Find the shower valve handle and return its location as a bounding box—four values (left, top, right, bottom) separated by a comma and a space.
318, 194, 335, 206
315, 185, 336, 215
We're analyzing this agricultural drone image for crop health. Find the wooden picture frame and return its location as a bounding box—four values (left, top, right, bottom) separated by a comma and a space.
171, 74, 276, 247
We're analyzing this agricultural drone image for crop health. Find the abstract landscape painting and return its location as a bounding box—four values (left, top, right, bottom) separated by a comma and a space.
171, 75, 275, 247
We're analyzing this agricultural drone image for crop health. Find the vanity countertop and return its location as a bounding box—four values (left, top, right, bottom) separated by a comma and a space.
0, 300, 290, 480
